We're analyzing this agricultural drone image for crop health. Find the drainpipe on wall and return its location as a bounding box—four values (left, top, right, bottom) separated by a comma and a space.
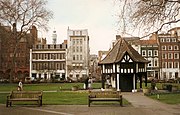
29, 49, 32, 80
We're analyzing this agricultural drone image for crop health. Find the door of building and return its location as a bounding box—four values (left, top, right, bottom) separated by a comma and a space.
120, 74, 133, 92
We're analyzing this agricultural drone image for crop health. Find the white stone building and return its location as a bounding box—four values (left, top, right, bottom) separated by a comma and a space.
66, 28, 90, 81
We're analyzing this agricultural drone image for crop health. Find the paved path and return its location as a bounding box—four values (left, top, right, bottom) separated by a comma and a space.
122, 92, 180, 115
0, 92, 180, 115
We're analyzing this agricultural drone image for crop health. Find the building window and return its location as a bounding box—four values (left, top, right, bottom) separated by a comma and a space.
56, 63, 59, 70
76, 46, 79, 52
160, 38, 164, 42
80, 39, 82, 44
174, 45, 179, 50
154, 58, 158, 67
163, 72, 166, 79
167, 38, 170, 42
80, 55, 82, 60
162, 46, 166, 50
60, 44, 62, 48
73, 55, 75, 60
76, 39, 79, 44
80, 46, 82, 52
63, 54, 65, 59
73, 46, 75, 52
168, 62, 172, 68
168, 46, 172, 50
51, 54, 55, 59
169, 72, 172, 79
39, 54, 42, 59
162, 53, 166, 59
142, 50, 146, 56
80, 31, 82, 35
174, 53, 179, 59
162, 62, 166, 68
32, 54, 36, 59
41, 54, 44, 60
48, 45, 50, 49
168, 53, 172, 59
32, 63, 36, 70
148, 50, 152, 56
73, 39, 75, 45
63, 63, 65, 69
174, 62, 179, 68
76, 55, 79, 60
154, 50, 158, 56
58, 54, 60, 59
172, 38, 176, 42
148, 60, 152, 67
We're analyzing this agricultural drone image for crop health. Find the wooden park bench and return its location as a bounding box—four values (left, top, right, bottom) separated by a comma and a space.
88, 90, 123, 107
6, 91, 43, 107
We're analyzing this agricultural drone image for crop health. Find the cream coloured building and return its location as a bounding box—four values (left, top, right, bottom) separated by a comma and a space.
30, 43, 67, 82
66, 28, 90, 81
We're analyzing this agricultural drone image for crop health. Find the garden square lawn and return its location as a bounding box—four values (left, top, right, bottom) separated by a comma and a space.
0, 83, 130, 105
148, 93, 180, 104
43, 91, 88, 105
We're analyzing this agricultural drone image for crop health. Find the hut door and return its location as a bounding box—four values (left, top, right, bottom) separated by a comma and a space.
120, 74, 133, 92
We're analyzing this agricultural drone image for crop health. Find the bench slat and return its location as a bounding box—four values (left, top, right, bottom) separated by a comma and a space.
90, 98, 120, 101
9, 98, 39, 101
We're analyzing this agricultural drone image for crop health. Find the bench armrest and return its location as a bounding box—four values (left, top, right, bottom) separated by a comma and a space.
119, 94, 122, 99
7, 92, 12, 99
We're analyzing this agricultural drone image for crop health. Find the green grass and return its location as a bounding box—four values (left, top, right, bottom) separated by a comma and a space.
0, 93, 8, 104
0, 83, 130, 106
0, 91, 130, 106
1, 83, 179, 92
137, 83, 180, 90
0, 83, 102, 91
148, 93, 180, 104
43, 91, 88, 105
1, 83, 179, 105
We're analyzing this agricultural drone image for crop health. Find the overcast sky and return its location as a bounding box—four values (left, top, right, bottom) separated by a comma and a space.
44, 0, 119, 54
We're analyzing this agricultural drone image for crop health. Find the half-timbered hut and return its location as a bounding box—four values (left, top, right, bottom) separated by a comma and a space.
99, 36, 149, 92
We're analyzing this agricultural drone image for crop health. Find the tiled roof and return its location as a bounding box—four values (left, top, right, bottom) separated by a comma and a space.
99, 37, 149, 64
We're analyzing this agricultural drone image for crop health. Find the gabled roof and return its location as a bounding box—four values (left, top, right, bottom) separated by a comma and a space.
99, 37, 149, 64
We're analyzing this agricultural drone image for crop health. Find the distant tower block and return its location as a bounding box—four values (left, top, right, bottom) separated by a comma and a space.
52, 30, 57, 44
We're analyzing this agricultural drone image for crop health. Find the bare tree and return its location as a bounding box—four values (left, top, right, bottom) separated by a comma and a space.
116, 0, 180, 37
0, 0, 53, 82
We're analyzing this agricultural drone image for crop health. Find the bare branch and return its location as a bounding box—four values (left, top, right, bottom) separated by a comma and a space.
116, 0, 180, 37
0, 0, 53, 83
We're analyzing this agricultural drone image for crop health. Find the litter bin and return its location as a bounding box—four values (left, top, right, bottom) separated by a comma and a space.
166, 85, 172, 92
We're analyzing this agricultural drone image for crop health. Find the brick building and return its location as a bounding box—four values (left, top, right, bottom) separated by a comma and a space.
157, 34, 180, 80
0, 24, 42, 82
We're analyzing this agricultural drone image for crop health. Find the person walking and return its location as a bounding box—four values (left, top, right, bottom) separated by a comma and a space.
88, 77, 93, 90
84, 77, 89, 90
151, 79, 156, 90
18, 80, 23, 91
